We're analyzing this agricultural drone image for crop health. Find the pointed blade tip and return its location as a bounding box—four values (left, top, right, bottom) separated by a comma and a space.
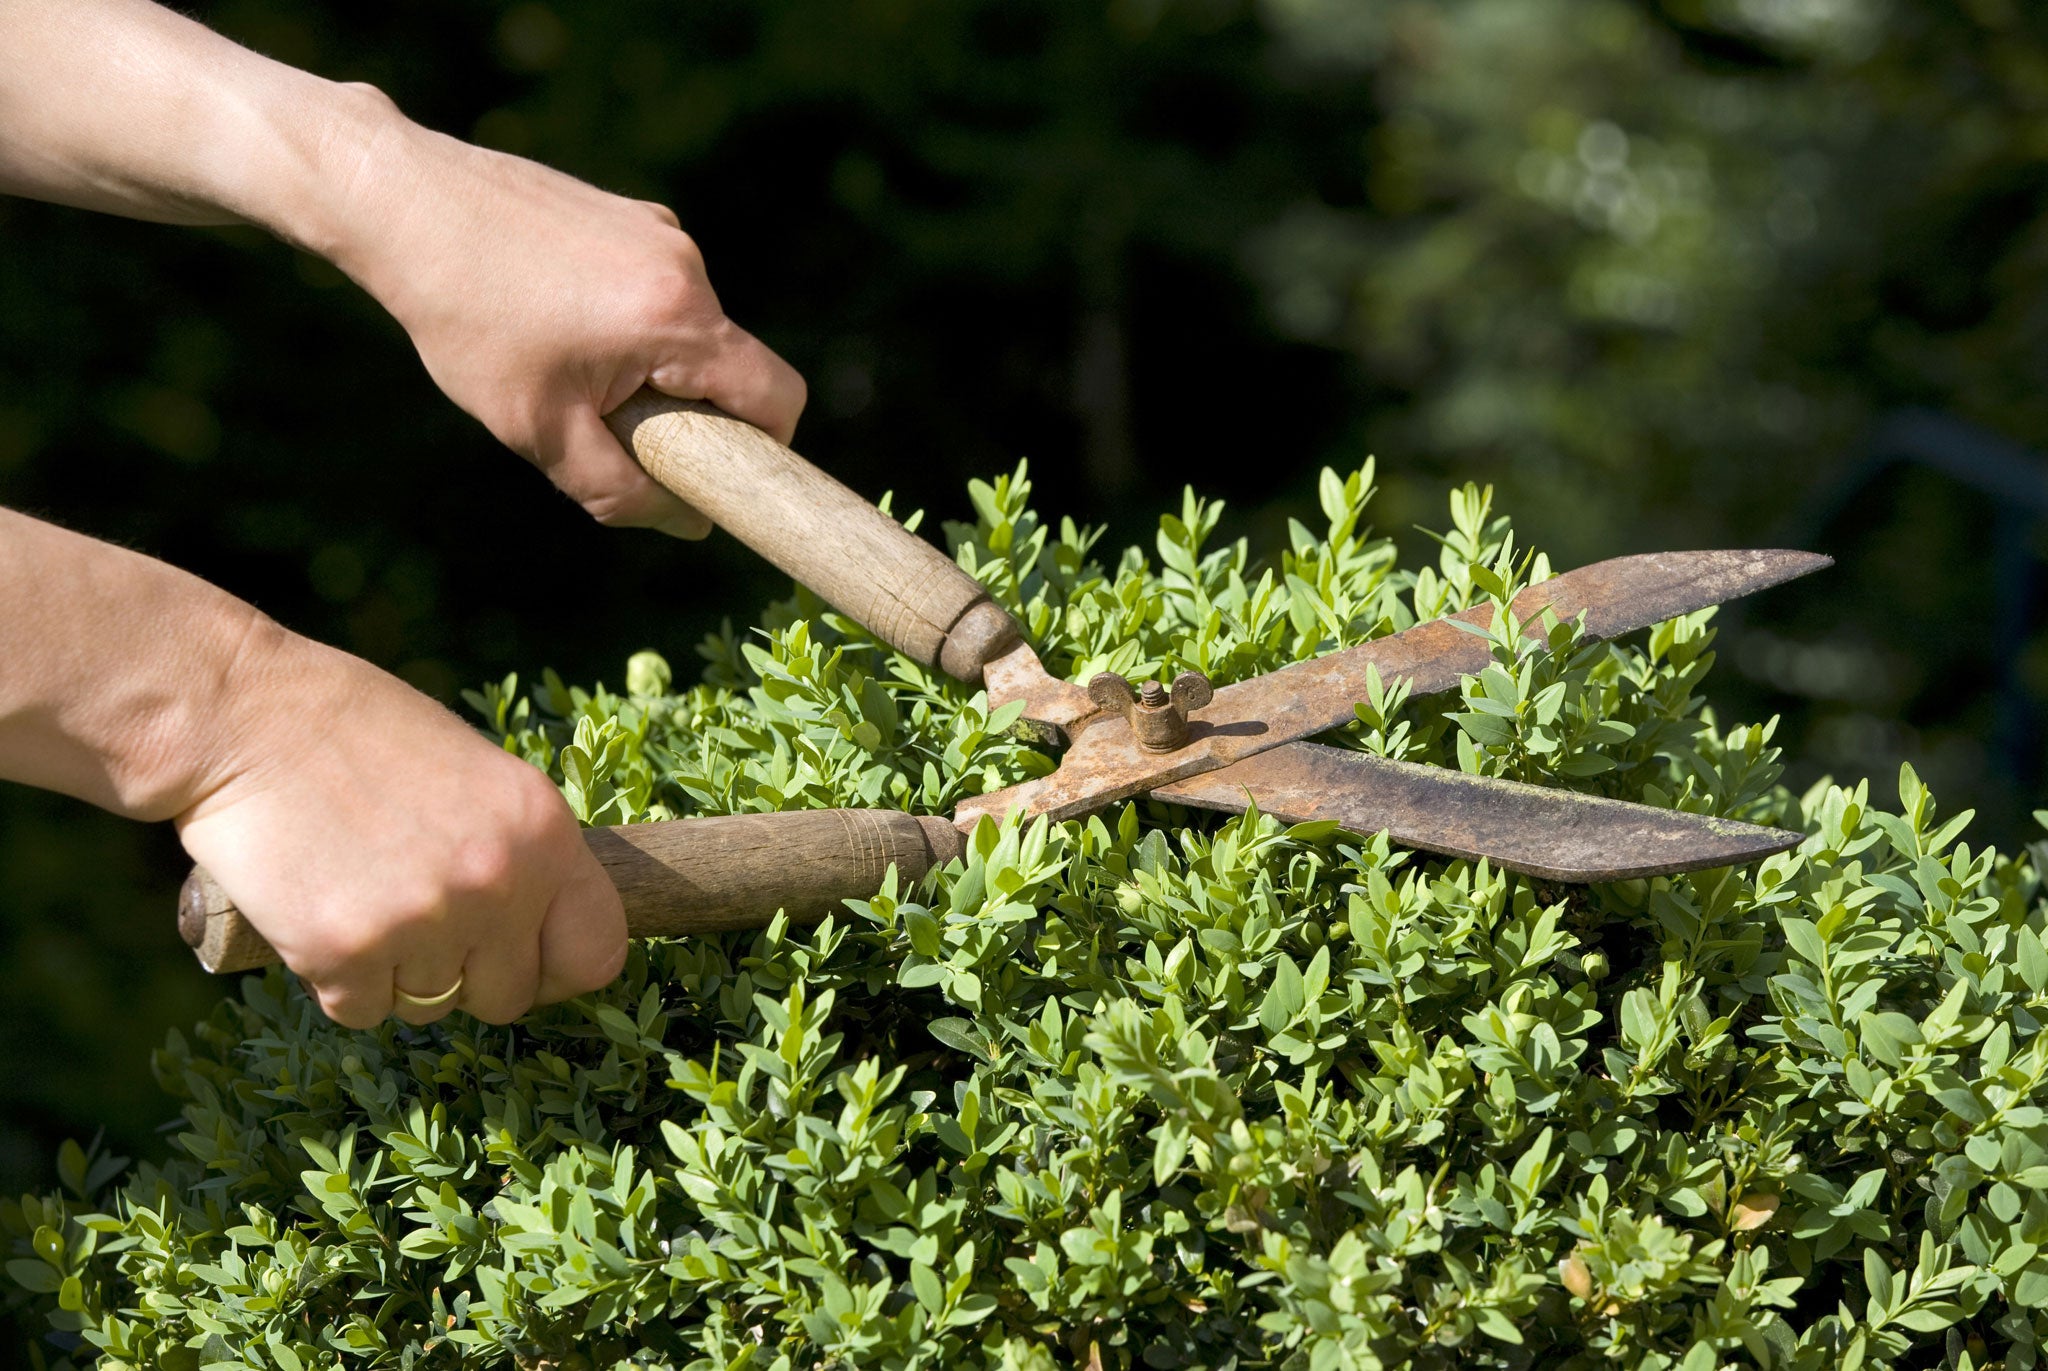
1546, 546, 1832, 638
1539, 823, 1805, 883
1755, 548, 1834, 581
1652, 546, 1832, 581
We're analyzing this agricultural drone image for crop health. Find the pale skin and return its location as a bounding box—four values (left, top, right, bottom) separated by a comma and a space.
0, 0, 807, 1028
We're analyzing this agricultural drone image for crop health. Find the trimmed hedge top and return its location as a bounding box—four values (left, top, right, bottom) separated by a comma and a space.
8, 466, 2048, 1371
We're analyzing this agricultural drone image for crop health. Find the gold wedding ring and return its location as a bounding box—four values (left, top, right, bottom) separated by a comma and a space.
393, 973, 464, 1009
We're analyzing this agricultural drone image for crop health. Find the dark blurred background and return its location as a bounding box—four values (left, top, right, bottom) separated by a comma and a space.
1, 0, 2045, 1205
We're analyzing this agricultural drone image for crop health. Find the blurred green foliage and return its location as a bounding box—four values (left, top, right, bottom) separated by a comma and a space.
0, 0, 2043, 1250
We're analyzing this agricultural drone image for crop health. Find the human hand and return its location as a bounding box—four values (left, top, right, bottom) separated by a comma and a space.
3, 3, 806, 534
318, 99, 808, 538
174, 622, 626, 1028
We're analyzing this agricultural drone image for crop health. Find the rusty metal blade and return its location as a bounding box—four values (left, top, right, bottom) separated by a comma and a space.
1196, 548, 1832, 749
982, 640, 1098, 745
958, 548, 1830, 826
1154, 741, 1804, 881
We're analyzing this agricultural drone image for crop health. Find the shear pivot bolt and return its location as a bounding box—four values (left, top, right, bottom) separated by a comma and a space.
1086, 670, 1214, 752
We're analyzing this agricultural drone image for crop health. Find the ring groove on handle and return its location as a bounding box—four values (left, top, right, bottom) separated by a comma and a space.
180, 810, 967, 975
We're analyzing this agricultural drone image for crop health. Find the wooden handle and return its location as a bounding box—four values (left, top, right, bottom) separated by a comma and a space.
607, 391, 1022, 680
178, 809, 967, 975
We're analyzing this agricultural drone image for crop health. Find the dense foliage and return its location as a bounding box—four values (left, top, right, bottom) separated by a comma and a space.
6, 0, 2048, 1199
8, 470, 2048, 1369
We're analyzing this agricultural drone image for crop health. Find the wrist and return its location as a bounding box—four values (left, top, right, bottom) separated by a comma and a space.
111, 600, 298, 823
159, 613, 338, 825
213, 73, 423, 267
0, 509, 323, 823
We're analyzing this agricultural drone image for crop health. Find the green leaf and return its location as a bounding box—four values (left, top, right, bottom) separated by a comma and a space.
5, 1260, 58, 1295
1261, 954, 1307, 1033
904, 908, 944, 959
1864, 1247, 1895, 1310
1474, 1307, 1523, 1344
1782, 917, 1827, 967
927, 1018, 987, 1060
1890, 1305, 1964, 1333
1153, 1124, 1191, 1186
2018, 927, 2048, 992
1936, 1089, 1993, 1127
909, 1260, 945, 1314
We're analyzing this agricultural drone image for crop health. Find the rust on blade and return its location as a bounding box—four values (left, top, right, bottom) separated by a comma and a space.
1154, 742, 1804, 881
1528, 549, 1831, 640
1218, 549, 1833, 748
981, 640, 1101, 745
956, 549, 1829, 827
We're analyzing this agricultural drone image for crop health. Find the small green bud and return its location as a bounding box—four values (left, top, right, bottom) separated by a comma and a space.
1581, 952, 1609, 983
625, 649, 673, 699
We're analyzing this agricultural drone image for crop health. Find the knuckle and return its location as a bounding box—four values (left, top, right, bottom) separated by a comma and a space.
388, 877, 452, 929
570, 918, 630, 994
468, 965, 543, 1026
447, 832, 521, 903
316, 988, 383, 1031
303, 884, 447, 973
582, 498, 633, 528
465, 991, 534, 1026
507, 763, 577, 839
627, 270, 705, 331
535, 893, 628, 1004
303, 909, 396, 972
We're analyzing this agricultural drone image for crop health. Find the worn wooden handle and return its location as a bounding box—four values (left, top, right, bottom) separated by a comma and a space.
178, 809, 967, 975
606, 391, 1021, 681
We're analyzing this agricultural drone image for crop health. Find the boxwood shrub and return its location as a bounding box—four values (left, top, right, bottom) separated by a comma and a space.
7, 466, 2048, 1370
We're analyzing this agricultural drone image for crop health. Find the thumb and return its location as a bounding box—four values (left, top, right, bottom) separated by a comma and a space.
648, 321, 808, 448
533, 857, 630, 1005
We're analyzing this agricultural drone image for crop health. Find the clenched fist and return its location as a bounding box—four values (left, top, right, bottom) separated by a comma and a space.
175, 623, 627, 1028
316, 103, 808, 539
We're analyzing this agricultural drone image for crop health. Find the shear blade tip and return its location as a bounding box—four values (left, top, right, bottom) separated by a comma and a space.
1564, 823, 1805, 883
1734, 548, 1834, 588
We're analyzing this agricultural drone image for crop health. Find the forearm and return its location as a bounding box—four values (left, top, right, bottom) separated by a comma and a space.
0, 508, 275, 819
0, 0, 392, 248
0, 0, 806, 538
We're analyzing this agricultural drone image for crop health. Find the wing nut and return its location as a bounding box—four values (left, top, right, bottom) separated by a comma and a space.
1085, 670, 1214, 752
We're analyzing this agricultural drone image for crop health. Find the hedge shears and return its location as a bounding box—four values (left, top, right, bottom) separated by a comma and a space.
182, 394, 1827, 973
